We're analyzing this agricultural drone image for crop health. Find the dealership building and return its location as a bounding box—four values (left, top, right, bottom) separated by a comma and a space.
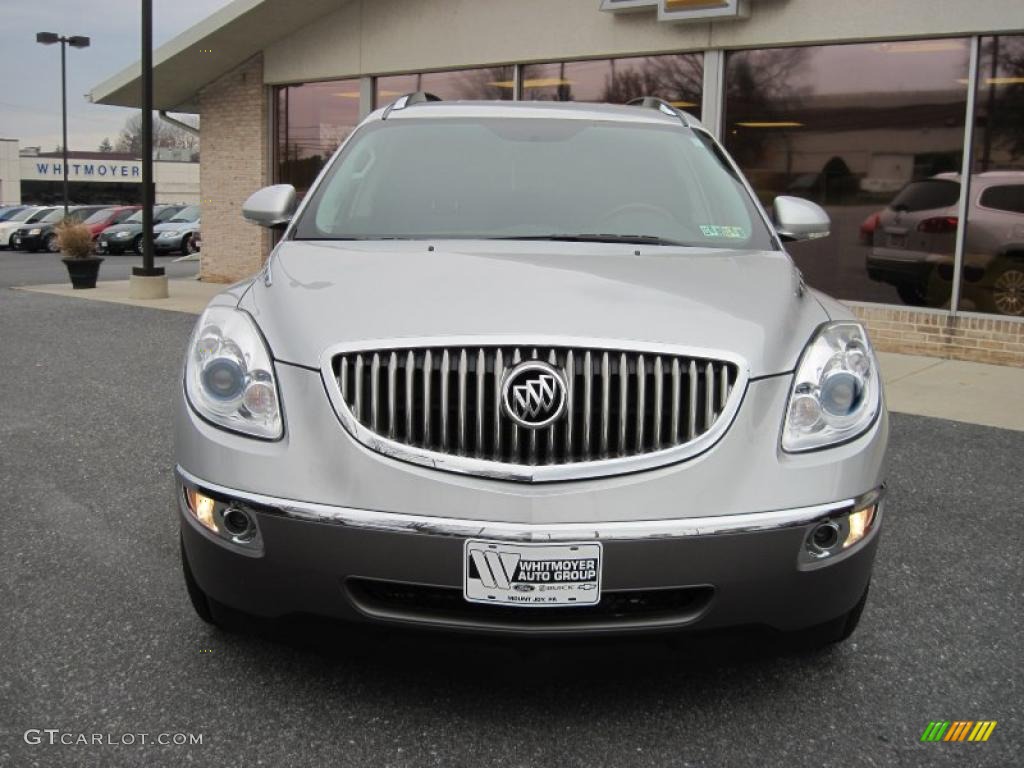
90, 0, 1024, 364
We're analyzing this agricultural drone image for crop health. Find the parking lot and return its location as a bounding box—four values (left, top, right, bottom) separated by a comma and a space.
0, 260, 1020, 767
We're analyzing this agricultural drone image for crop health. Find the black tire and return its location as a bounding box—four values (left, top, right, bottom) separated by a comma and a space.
45, 233, 59, 254
896, 283, 928, 307
180, 535, 217, 625
182, 233, 197, 255
132, 234, 143, 255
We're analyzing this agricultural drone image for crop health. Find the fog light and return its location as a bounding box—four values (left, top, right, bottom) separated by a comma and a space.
186, 487, 218, 533
844, 504, 877, 548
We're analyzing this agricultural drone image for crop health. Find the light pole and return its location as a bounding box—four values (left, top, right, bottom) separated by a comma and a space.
35, 32, 90, 216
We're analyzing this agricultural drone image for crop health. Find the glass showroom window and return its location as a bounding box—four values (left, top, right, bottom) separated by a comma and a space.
961, 34, 1024, 317
724, 40, 971, 309
520, 55, 703, 118
276, 78, 361, 196
375, 67, 515, 106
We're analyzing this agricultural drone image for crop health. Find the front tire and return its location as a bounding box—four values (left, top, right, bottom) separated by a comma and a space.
132, 234, 143, 255
45, 233, 60, 254
182, 233, 198, 255
896, 283, 928, 307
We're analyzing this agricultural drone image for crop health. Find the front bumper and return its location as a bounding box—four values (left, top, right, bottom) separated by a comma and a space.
11, 233, 43, 250
178, 468, 882, 634
154, 233, 185, 252
176, 364, 887, 635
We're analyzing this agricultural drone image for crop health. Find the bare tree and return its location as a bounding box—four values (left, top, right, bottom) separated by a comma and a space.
115, 113, 200, 157
98, 137, 113, 153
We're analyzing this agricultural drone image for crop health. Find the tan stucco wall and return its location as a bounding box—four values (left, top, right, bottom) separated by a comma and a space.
198, 54, 269, 283
264, 0, 1024, 84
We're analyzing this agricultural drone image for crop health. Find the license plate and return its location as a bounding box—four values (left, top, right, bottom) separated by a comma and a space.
463, 539, 602, 607
886, 234, 907, 248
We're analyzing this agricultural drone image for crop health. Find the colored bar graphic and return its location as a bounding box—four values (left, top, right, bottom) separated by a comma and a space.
921, 721, 996, 743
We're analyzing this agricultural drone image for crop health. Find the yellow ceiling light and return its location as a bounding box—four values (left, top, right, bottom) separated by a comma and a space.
736, 121, 803, 128
488, 78, 573, 89
876, 40, 966, 54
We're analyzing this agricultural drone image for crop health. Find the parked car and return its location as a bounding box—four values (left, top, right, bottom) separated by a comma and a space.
96, 205, 184, 255
0, 205, 27, 222
0, 206, 54, 248
81, 205, 141, 240
153, 205, 200, 254
866, 171, 1024, 315
177, 97, 888, 646
10, 205, 107, 252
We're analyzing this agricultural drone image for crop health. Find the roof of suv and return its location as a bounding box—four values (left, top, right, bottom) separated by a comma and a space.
369, 99, 706, 131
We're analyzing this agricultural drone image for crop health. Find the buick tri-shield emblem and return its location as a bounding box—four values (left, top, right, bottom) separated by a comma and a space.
501, 361, 568, 429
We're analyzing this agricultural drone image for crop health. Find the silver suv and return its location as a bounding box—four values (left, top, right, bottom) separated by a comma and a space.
176, 96, 888, 644
867, 171, 1024, 315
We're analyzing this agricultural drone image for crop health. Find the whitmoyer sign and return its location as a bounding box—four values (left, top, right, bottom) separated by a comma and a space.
21, 157, 142, 183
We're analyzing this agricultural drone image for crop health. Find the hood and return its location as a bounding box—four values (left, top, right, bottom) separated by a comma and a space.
100, 222, 142, 237
239, 240, 828, 377
154, 220, 197, 233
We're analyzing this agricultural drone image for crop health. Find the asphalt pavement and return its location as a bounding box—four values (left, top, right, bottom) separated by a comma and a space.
0, 285, 1020, 768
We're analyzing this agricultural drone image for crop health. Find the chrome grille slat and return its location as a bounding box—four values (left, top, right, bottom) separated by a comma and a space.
405, 351, 414, 442
600, 352, 610, 458
457, 349, 468, 455
476, 349, 485, 458
370, 353, 381, 432
440, 349, 451, 452
335, 343, 741, 473
635, 354, 645, 453
582, 350, 593, 458
387, 351, 397, 439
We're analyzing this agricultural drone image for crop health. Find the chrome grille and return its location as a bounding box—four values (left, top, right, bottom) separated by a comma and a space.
331, 342, 742, 477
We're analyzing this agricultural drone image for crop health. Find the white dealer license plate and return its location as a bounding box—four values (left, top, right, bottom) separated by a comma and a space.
463, 540, 602, 607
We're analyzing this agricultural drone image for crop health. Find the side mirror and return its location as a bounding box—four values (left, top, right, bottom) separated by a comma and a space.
772, 196, 831, 241
242, 184, 297, 229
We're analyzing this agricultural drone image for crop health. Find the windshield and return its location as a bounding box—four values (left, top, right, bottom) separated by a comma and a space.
7, 208, 36, 223
889, 179, 961, 212
156, 206, 183, 222
41, 209, 66, 223
83, 208, 116, 225
169, 205, 200, 223
127, 210, 144, 223
295, 118, 774, 250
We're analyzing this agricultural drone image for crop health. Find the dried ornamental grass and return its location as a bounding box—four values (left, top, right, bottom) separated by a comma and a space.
56, 219, 95, 259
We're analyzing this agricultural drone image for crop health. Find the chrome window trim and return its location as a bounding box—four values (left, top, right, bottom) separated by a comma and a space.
177, 466, 881, 543
318, 336, 751, 483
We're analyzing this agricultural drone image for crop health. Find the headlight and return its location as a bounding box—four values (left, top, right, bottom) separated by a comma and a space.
782, 322, 881, 452
161, 230, 180, 237
28, 228, 41, 235
184, 306, 282, 439
115, 230, 131, 238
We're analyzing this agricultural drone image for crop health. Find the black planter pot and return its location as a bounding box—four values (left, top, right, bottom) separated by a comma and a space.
62, 256, 104, 289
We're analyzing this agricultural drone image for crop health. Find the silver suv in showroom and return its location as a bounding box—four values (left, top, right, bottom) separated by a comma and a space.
867, 171, 1024, 315
176, 96, 888, 645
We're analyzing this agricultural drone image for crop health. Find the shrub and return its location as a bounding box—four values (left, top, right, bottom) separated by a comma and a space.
56, 220, 94, 259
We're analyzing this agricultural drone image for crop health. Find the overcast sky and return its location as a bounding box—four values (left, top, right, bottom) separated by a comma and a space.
0, 0, 229, 152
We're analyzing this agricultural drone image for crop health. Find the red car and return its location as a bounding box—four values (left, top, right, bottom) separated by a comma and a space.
81, 206, 141, 239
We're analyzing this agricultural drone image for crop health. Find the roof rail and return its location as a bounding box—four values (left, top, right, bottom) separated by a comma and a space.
625, 96, 692, 127
382, 91, 443, 120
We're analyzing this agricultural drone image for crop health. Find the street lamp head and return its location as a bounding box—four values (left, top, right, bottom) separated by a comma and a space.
68, 36, 91, 49
36, 32, 60, 45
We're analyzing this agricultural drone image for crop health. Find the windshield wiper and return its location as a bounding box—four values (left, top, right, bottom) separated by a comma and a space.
495, 234, 687, 246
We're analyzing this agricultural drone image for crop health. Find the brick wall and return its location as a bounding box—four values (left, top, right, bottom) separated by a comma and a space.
851, 304, 1024, 368
198, 54, 269, 283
